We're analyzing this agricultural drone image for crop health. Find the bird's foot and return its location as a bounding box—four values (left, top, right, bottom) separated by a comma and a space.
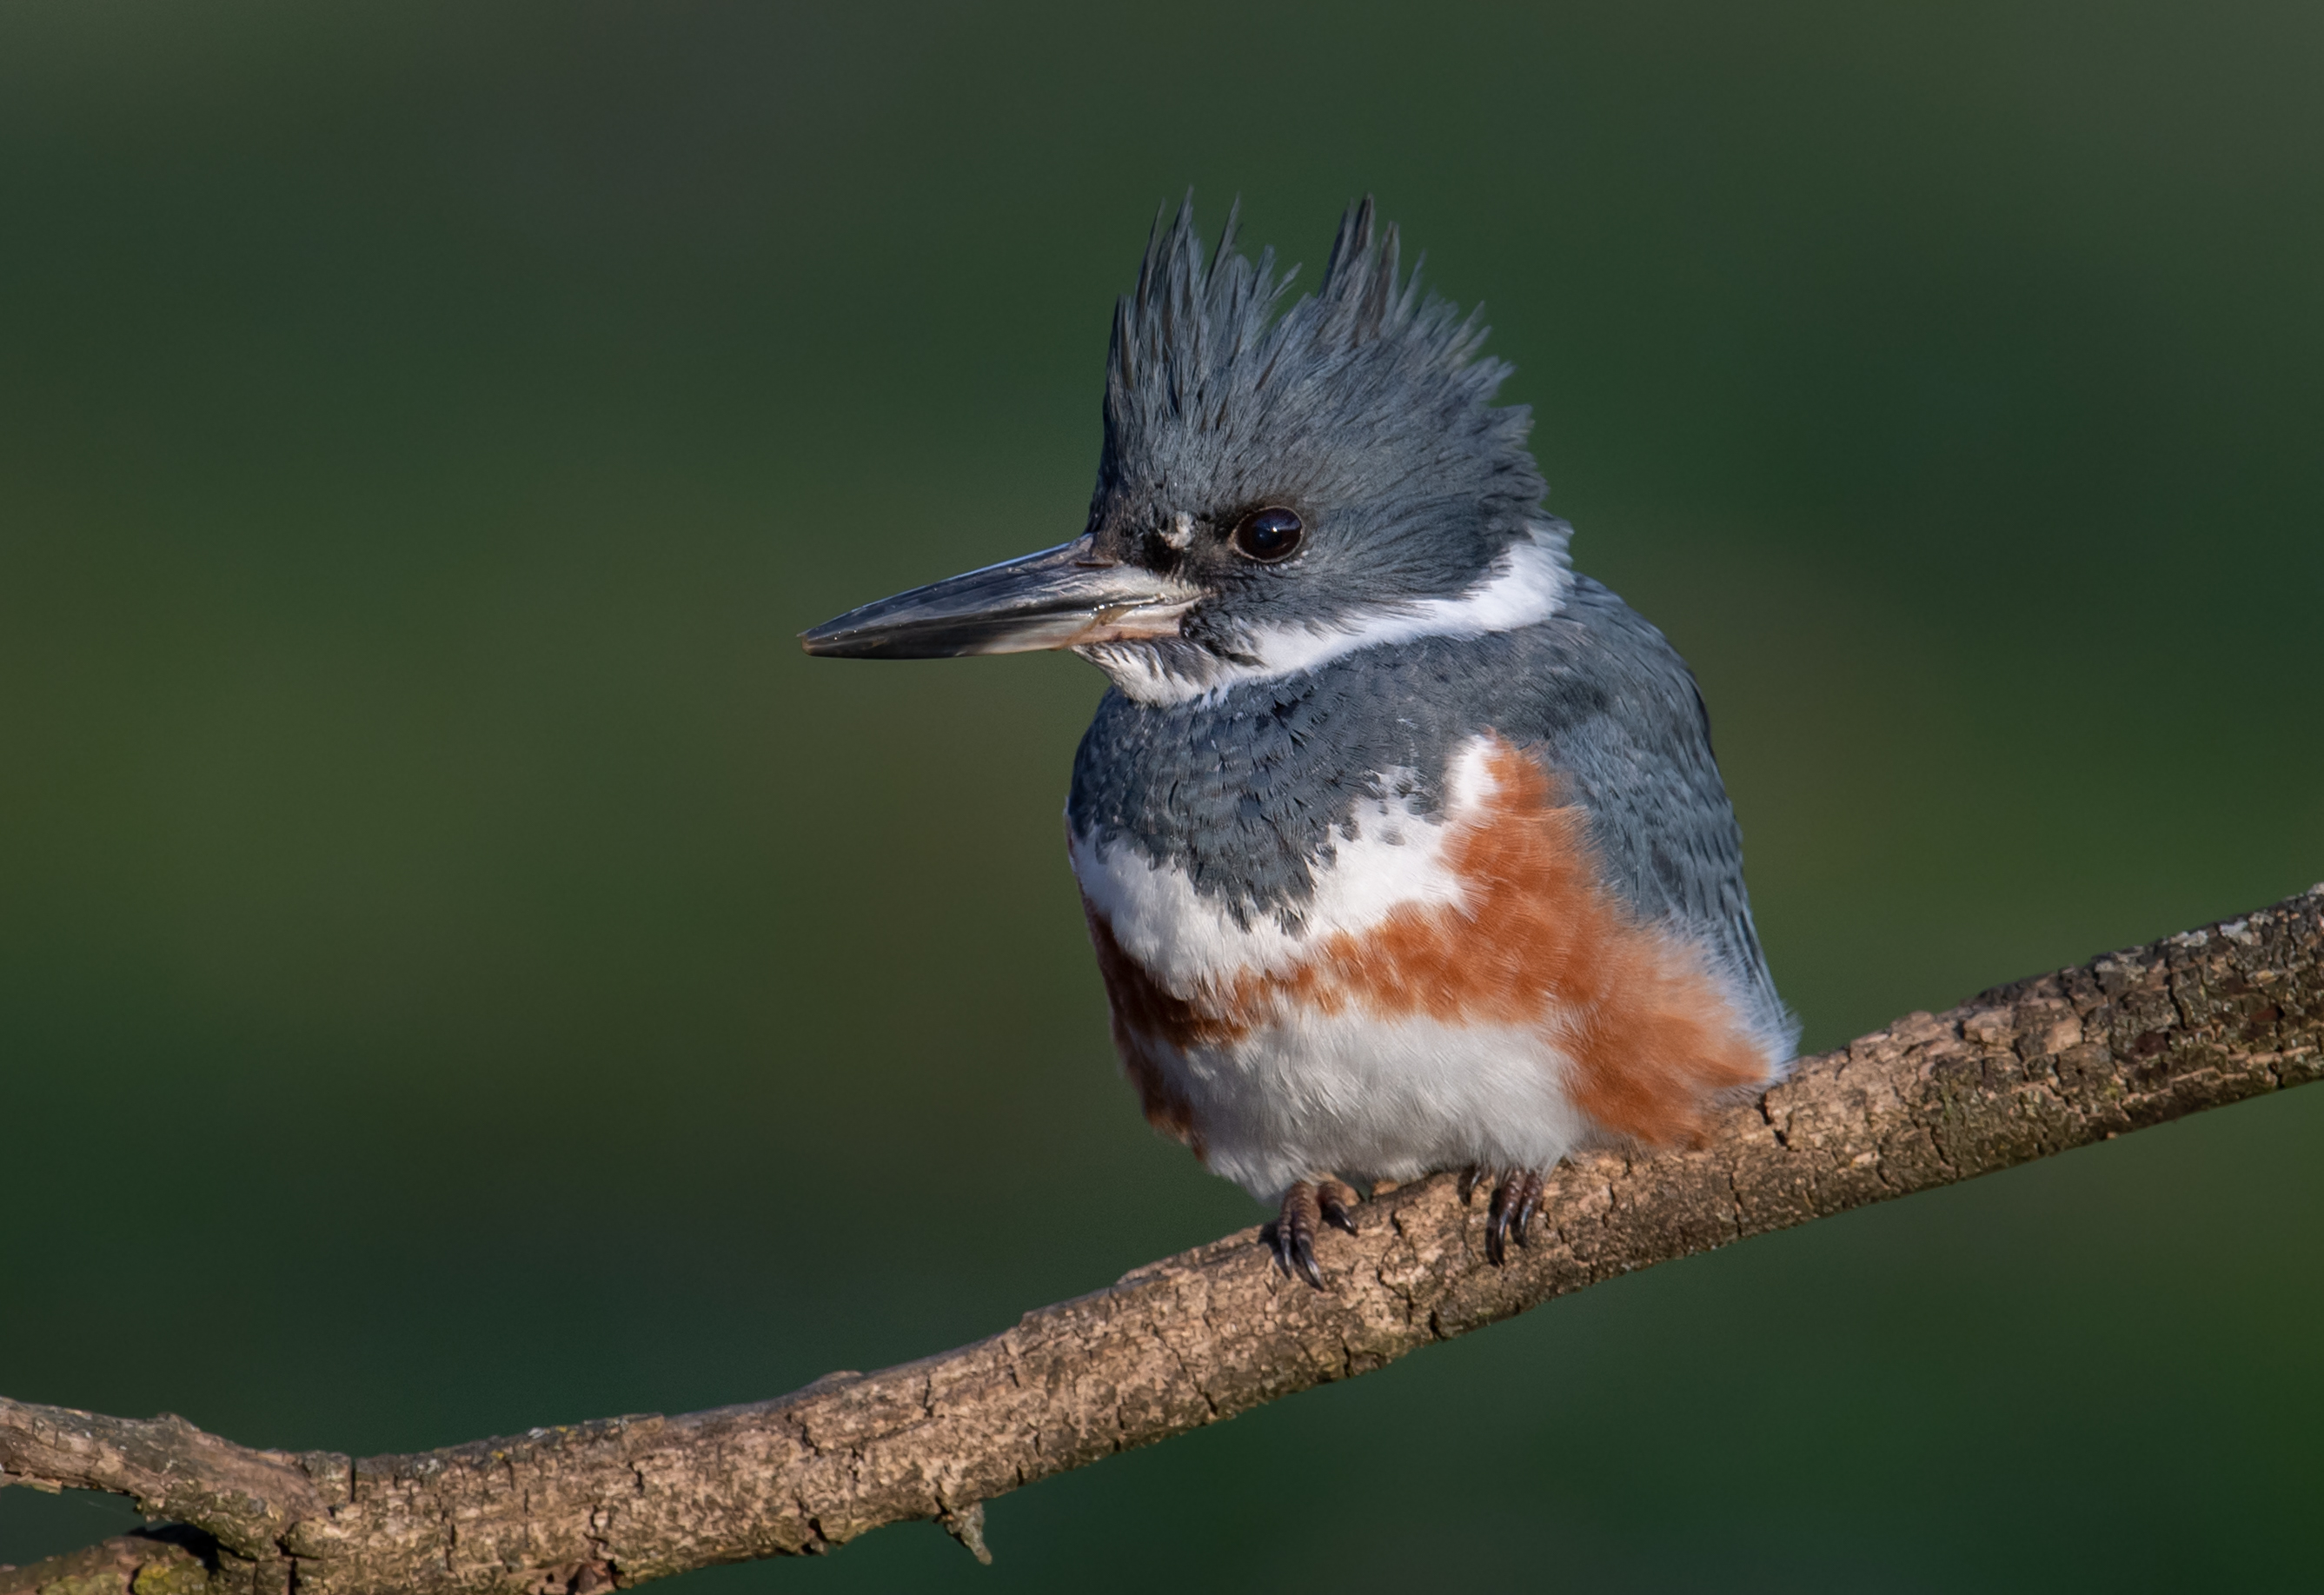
1270, 1177, 1361, 1288
1459, 1166, 1547, 1265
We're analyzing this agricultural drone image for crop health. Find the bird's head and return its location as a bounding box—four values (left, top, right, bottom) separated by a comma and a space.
801, 196, 1564, 704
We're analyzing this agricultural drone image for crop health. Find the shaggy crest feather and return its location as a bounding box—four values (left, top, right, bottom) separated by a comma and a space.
1093, 196, 1545, 577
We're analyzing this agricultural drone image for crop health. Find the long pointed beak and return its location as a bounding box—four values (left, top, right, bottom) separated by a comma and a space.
800, 537, 1199, 659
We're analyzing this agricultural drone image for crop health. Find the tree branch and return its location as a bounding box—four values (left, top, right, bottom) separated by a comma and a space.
7, 886, 2321, 1595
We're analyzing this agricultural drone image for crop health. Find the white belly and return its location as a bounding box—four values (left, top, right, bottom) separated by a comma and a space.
1070, 740, 1591, 1201
1152, 1008, 1588, 1204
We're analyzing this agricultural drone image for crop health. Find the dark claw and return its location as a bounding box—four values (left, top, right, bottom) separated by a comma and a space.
1512, 1169, 1546, 1239
1457, 1165, 1484, 1204
1274, 1181, 1326, 1289
1318, 1178, 1360, 1235
1484, 1168, 1548, 1265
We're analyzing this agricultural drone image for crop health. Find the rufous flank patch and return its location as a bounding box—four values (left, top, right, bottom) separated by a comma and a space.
1082, 736, 1765, 1148
1082, 908, 1207, 1157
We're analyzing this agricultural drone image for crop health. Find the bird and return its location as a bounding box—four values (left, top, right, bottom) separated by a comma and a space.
801, 196, 1797, 1287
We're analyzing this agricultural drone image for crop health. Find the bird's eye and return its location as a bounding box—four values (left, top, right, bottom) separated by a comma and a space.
1231, 507, 1305, 562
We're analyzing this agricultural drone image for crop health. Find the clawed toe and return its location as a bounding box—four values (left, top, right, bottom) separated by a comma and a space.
1464, 1165, 1548, 1265
1271, 1177, 1363, 1288
1271, 1182, 1324, 1287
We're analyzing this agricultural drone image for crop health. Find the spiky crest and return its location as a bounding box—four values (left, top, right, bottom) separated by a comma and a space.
1096, 195, 1531, 522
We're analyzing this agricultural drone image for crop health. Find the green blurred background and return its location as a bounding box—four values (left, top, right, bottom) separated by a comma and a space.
4, 3, 2321, 1588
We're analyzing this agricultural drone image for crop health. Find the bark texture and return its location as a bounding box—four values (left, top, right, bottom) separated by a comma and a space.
6, 886, 2321, 1595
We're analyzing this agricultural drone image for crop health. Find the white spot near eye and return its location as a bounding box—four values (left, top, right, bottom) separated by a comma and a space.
1161, 512, 1195, 550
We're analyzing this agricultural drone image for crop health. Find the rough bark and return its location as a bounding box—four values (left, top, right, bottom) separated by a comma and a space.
6, 886, 2321, 1595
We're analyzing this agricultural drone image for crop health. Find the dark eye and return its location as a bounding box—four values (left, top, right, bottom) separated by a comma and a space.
1231, 506, 1304, 562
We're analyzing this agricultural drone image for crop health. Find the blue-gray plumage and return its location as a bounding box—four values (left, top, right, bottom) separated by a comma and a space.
805, 196, 1796, 1286
1066, 572, 1789, 1046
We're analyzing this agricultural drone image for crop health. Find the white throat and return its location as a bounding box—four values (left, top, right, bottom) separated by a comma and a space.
1079, 521, 1570, 708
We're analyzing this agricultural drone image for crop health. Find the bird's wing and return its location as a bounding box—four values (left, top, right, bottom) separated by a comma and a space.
1496, 581, 1794, 1054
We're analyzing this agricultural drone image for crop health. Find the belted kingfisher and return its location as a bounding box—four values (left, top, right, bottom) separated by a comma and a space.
803, 198, 1796, 1286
